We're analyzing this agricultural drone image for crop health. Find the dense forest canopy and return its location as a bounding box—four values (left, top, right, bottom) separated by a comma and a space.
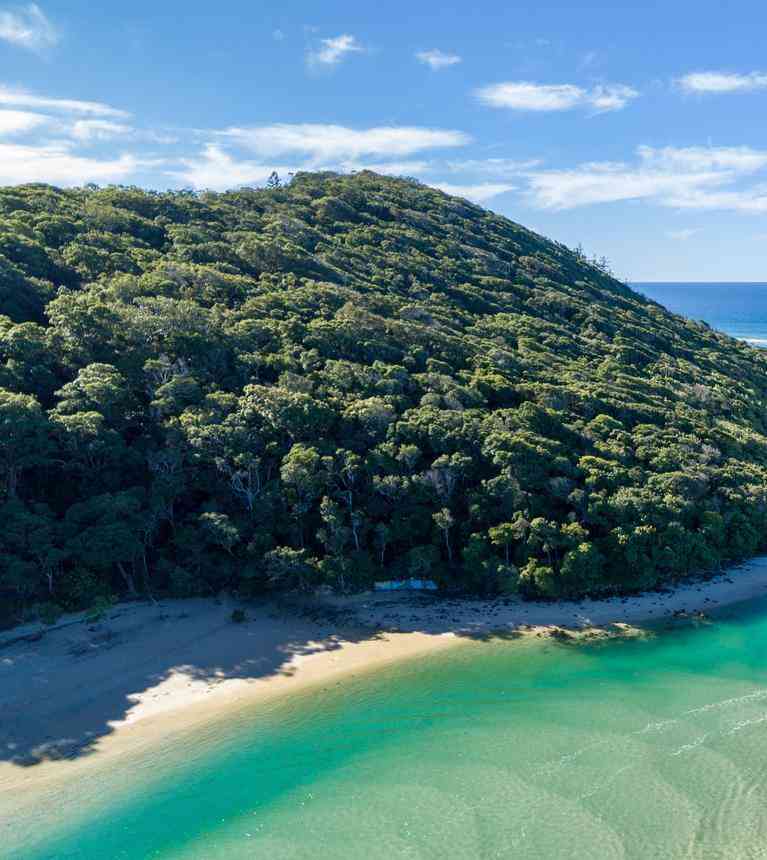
2, 170, 767, 622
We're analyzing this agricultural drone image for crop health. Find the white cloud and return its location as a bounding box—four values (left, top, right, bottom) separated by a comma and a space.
526, 162, 722, 208
222, 123, 470, 160
340, 160, 430, 176
0, 85, 128, 117
475, 81, 639, 113
666, 185, 767, 214
0, 108, 46, 135
0, 3, 57, 52
69, 119, 133, 142
525, 145, 767, 211
416, 49, 461, 70
678, 71, 767, 94
667, 228, 697, 240
170, 144, 295, 190
638, 144, 767, 173
175, 124, 470, 190
0, 141, 144, 185
445, 157, 542, 175
307, 33, 362, 67
431, 182, 515, 203
589, 85, 639, 112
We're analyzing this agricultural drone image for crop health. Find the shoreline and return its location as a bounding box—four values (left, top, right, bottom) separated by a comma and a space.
4, 556, 767, 815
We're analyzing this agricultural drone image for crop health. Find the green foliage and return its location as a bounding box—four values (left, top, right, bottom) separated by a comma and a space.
2, 171, 767, 611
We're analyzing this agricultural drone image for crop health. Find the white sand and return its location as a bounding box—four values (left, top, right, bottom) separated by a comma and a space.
2, 556, 767, 809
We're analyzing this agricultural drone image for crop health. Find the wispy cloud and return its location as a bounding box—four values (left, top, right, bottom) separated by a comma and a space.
666, 185, 767, 214
0, 85, 129, 118
525, 145, 767, 211
431, 182, 515, 203
175, 123, 471, 190
0, 3, 57, 52
221, 123, 470, 160
445, 157, 542, 175
339, 160, 431, 176
667, 228, 697, 240
171, 144, 295, 190
0, 108, 46, 135
678, 71, 767, 94
175, 146, 437, 191
578, 51, 599, 70
638, 145, 767, 173
475, 81, 639, 113
0, 141, 144, 185
416, 49, 461, 70
0, 85, 162, 186
69, 119, 133, 142
307, 33, 362, 67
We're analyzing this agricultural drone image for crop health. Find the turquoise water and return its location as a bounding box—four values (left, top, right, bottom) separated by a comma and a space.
634, 282, 767, 345
9, 598, 767, 859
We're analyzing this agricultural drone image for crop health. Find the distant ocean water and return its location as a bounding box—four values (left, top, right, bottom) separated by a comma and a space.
633, 282, 767, 346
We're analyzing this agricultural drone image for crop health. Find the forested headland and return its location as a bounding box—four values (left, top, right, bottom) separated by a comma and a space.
2, 170, 767, 624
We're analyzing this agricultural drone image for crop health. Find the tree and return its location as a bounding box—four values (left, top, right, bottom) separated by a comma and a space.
263, 546, 317, 591
2, 172, 767, 611
280, 444, 324, 547
63, 492, 145, 596
53, 363, 135, 429
1, 500, 65, 598
0, 389, 50, 498
433, 507, 455, 563
199, 511, 239, 555
488, 522, 516, 565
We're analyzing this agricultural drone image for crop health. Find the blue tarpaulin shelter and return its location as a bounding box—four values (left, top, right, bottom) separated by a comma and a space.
374, 578, 437, 592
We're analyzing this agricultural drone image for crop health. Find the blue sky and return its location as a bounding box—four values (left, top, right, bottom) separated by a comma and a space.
1, 0, 766, 280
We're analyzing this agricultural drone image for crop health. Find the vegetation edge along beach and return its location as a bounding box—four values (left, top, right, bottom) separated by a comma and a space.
4, 555, 767, 801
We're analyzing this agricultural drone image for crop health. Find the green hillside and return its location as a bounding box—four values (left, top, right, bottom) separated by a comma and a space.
2, 171, 767, 619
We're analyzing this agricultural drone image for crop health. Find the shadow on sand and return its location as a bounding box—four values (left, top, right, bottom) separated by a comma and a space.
0, 595, 531, 769
0, 597, 380, 768
0, 592, 653, 769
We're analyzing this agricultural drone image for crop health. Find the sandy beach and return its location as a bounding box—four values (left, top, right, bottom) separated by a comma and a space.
3, 555, 767, 813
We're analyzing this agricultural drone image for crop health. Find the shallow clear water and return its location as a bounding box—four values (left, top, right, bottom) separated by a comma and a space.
634, 282, 767, 345
8, 598, 767, 859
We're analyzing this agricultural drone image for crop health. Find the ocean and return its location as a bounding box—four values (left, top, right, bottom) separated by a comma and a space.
9, 598, 767, 859
634, 282, 767, 346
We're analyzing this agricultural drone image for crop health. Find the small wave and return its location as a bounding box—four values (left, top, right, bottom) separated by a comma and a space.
671, 734, 708, 756
578, 764, 633, 800
633, 718, 678, 735
726, 713, 767, 736
683, 689, 767, 717
539, 739, 609, 774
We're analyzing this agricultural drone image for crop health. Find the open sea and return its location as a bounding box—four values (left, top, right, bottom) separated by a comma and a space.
6, 282, 767, 859
7, 597, 767, 860
634, 282, 767, 346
